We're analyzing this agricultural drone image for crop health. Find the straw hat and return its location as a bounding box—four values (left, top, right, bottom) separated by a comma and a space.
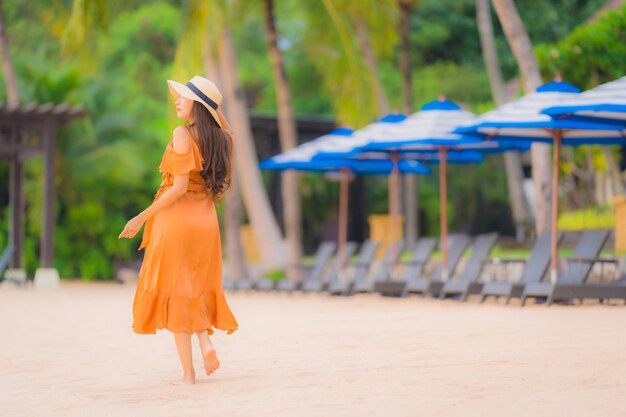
167, 75, 223, 127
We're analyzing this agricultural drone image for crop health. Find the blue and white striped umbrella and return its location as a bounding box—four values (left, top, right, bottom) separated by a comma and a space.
541, 76, 626, 127
259, 127, 431, 175
259, 126, 432, 266
315, 101, 529, 278
455, 80, 626, 282
455, 81, 626, 144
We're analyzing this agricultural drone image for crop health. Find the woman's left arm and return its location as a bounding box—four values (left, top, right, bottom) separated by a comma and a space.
118, 176, 188, 239
118, 129, 193, 239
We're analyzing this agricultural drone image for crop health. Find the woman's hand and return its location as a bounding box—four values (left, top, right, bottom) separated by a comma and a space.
118, 214, 147, 239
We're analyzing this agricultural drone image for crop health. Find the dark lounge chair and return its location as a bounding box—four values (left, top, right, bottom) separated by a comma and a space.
404, 234, 471, 297
302, 241, 358, 292
438, 232, 499, 301
375, 237, 437, 297
520, 230, 626, 305
327, 240, 380, 296
352, 240, 405, 294
277, 241, 337, 292
480, 232, 563, 304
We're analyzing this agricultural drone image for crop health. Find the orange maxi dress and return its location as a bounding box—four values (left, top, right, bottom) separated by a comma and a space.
132, 134, 238, 335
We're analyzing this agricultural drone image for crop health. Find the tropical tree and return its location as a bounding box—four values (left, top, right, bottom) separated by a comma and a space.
397, 0, 420, 243
475, 0, 531, 239
173, 0, 286, 273
492, 0, 552, 236
262, 0, 303, 279
0, 0, 19, 107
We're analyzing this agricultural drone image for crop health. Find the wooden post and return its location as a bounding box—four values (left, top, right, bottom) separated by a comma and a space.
549, 129, 562, 283
41, 122, 56, 268
389, 152, 400, 264
439, 147, 449, 281
9, 136, 24, 268
338, 168, 349, 267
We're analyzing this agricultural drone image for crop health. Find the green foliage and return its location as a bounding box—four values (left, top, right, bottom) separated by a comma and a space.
558, 206, 616, 230
536, 4, 626, 88
0, 0, 621, 281
263, 268, 286, 281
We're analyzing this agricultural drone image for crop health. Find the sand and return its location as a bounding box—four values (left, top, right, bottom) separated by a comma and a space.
1, 281, 625, 417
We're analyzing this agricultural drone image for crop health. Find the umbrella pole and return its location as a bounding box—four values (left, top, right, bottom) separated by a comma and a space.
550, 130, 562, 283
389, 152, 400, 264
439, 147, 449, 281
338, 168, 349, 268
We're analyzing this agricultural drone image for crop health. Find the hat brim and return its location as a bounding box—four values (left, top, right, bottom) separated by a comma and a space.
167, 79, 222, 128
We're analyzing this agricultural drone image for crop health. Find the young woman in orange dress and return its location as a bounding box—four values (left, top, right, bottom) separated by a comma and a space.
119, 75, 239, 386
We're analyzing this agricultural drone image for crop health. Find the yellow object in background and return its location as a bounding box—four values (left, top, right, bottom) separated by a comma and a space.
240, 224, 261, 262
368, 214, 404, 259
613, 197, 626, 254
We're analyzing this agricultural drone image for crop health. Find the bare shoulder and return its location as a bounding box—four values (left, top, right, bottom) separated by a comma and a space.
172, 125, 192, 154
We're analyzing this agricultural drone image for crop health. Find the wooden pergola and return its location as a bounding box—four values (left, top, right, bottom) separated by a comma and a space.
1, 102, 85, 272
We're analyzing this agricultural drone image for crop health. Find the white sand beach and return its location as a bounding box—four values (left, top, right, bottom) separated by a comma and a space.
1, 281, 624, 417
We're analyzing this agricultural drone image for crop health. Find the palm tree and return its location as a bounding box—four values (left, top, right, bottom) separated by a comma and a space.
492, 0, 552, 236
0, 0, 22, 268
262, 0, 303, 280
217, 27, 287, 271
398, 0, 418, 244
201, 24, 250, 282
174, 0, 287, 272
335, 0, 398, 117
476, 0, 532, 239
0, 0, 19, 107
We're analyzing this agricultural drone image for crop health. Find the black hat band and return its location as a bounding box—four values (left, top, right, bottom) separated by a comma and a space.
185, 81, 218, 110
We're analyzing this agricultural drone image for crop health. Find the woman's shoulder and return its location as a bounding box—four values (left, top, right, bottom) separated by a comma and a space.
171, 125, 194, 154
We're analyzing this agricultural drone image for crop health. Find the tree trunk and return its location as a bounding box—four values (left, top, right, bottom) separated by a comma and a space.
0, 0, 19, 107
353, 17, 389, 116
398, 0, 418, 243
601, 146, 625, 197
492, 0, 551, 237
217, 28, 287, 271
262, 0, 303, 281
476, 0, 532, 239
202, 31, 249, 281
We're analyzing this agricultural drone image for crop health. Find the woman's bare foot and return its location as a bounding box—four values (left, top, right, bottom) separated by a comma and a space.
171, 371, 195, 386
202, 347, 220, 375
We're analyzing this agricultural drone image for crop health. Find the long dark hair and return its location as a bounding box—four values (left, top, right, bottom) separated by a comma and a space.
188, 101, 232, 199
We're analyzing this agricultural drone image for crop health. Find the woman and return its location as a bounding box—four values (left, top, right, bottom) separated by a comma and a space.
118, 75, 239, 386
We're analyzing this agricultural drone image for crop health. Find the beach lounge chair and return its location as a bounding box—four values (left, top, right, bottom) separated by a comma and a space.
327, 240, 380, 296
302, 241, 358, 292
404, 234, 471, 297
438, 232, 499, 301
479, 232, 563, 304
222, 278, 236, 290
277, 241, 337, 292
374, 237, 437, 297
520, 230, 626, 305
352, 240, 406, 294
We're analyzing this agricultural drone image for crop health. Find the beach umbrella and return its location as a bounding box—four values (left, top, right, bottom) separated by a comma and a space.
321, 99, 529, 279
455, 80, 626, 282
541, 76, 626, 127
259, 127, 431, 266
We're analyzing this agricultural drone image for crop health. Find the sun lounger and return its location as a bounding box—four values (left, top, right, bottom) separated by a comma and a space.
404, 233, 471, 297
375, 237, 437, 297
480, 232, 563, 304
277, 241, 337, 292
520, 230, 626, 305
327, 240, 380, 296
438, 232, 499, 301
352, 240, 405, 294
302, 241, 357, 292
